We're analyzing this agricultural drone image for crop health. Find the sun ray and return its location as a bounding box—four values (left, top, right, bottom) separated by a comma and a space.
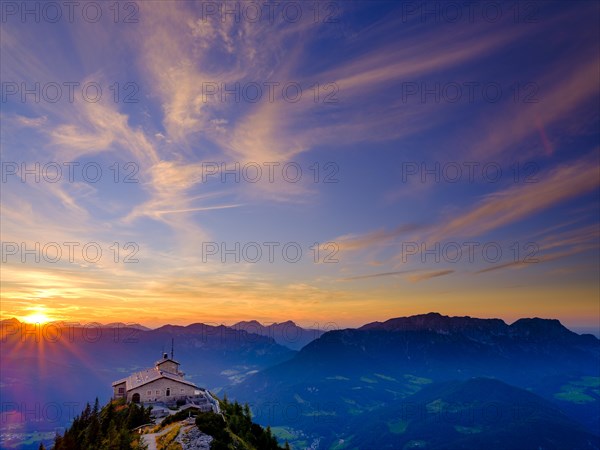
21, 309, 53, 325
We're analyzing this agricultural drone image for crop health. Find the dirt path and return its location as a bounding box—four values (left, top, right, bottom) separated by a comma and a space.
140, 427, 171, 450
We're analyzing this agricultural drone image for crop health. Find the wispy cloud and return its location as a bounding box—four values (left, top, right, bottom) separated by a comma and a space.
408, 269, 455, 283
429, 156, 599, 241
341, 270, 414, 281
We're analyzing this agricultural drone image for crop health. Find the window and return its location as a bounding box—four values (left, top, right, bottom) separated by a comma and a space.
147, 390, 152, 395
118, 388, 125, 394
180, 389, 185, 393
156, 390, 160, 395
166, 388, 170, 396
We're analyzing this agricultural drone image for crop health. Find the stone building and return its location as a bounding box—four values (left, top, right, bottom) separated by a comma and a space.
112, 353, 206, 405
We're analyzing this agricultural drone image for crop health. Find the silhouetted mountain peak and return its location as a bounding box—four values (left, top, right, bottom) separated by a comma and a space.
229, 320, 323, 350
103, 322, 150, 331
508, 317, 582, 342
0, 317, 20, 325
360, 312, 508, 338
357, 313, 599, 347
233, 319, 299, 328
154, 324, 185, 333
234, 320, 263, 327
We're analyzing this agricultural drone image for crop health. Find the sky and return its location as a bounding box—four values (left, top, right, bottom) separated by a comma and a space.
0, 1, 599, 331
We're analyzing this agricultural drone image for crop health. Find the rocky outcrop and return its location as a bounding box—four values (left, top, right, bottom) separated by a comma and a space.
176, 421, 213, 450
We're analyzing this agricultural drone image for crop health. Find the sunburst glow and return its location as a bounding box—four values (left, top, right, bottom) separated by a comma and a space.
21, 312, 52, 324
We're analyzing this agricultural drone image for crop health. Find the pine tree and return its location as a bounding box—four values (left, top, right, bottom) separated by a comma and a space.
86, 401, 101, 447
100, 401, 115, 435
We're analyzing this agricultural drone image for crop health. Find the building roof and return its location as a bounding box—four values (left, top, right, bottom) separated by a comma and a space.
111, 366, 198, 391
155, 356, 180, 367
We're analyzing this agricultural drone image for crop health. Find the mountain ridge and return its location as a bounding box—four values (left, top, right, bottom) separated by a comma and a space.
226, 313, 600, 447
2, 313, 597, 341
360, 312, 598, 341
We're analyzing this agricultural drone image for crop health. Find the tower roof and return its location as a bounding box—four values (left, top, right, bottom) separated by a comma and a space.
155, 355, 180, 367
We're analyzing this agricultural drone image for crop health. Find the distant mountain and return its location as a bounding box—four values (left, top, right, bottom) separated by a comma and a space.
0, 317, 21, 328
0, 318, 152, 331
275, 313, 599, 382
0, 318, 324, 346
344, 378, 600, 449
227, 313, 600, 448
103, 322, 151, 331
230, 320, 324, 350
361, 312, 598, 344
361, 312, 507, 334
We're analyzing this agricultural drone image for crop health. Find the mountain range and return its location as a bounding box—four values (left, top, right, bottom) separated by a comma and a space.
230, 320, 325, 351
226, 313, 600, 448
1, 313, 599, 449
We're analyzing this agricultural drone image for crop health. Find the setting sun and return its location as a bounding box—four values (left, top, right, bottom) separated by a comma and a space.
21, 312, 52, 324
